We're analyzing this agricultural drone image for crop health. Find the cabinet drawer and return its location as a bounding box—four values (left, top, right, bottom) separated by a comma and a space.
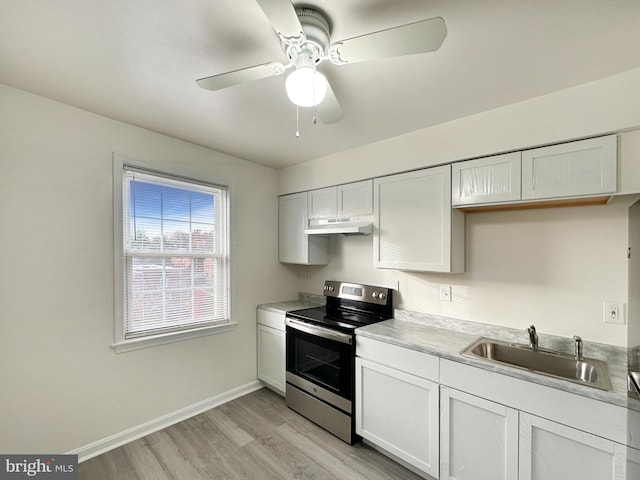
356, 336, 439, 382
257, 308, 285, 331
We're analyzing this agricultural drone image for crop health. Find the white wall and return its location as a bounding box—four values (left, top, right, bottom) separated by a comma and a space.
282, 68, 640, 348
0, 85, 297, 454
297, 196, 634, 346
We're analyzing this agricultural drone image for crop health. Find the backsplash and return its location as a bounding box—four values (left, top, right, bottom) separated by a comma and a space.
394, 308, 628, 368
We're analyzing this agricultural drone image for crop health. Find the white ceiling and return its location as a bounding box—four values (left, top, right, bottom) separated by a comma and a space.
1, 0, 639, 169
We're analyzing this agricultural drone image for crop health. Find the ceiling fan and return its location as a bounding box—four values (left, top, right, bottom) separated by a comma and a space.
196, 0, 447, 124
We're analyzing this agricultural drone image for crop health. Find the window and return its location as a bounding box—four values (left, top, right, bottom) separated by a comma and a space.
113, 159, 232, 352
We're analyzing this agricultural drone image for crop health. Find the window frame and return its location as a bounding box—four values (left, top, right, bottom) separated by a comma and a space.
112, 154, 236, 353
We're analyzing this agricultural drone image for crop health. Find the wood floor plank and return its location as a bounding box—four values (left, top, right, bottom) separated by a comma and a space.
204, 409, 255, 447
78, 387, 423, 480
121, 438, 172, 480
142, 429, 207, 480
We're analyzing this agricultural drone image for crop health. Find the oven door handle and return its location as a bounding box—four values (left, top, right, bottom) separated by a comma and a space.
285, 318, 353, 345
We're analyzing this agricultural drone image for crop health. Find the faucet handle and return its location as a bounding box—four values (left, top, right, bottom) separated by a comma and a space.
573, 335, 583, 360
527, 325, 538, 349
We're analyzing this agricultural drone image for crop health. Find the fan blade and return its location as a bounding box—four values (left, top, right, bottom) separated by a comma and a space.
329, 17, 447, 65
196, 62, 285, 91
316, 81, 344, 124
255, 0, 304, 45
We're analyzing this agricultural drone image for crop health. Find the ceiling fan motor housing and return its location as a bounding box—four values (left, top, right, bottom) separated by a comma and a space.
282, 8, 331, 63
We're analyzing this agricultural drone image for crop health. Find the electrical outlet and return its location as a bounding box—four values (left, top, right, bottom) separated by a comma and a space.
439, 285, 452, 302
603, 301, 625, 325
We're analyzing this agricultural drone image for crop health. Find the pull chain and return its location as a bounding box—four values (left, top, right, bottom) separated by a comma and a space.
312, 69, 317, 125
295, 104, 300, 138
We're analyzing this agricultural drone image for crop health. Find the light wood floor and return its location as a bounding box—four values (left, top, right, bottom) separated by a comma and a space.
78, 387, 423, 480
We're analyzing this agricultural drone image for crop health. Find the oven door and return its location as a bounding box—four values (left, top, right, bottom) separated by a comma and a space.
285, 317, 354, 411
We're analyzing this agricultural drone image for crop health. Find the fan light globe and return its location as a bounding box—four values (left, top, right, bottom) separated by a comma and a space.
285, 66, 327, 107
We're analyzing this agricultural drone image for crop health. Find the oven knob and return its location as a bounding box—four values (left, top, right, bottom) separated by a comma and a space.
372, 291, 379, 299
373, 292, 386, 300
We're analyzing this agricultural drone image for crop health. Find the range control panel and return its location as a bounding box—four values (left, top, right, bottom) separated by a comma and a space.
323, 280, 392, 306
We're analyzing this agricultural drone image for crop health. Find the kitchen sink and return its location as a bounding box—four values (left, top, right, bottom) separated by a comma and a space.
461, 337, 613, 391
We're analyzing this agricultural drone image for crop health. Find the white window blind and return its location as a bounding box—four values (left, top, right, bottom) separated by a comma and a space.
122, 167, 230, 339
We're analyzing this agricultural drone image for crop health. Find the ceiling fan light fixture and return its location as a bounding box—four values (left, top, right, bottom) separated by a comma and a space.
285, 66, 327, 107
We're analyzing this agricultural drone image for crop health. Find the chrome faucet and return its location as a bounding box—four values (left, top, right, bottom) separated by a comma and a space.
527, 325, 538, 349
573, 335, 583, 360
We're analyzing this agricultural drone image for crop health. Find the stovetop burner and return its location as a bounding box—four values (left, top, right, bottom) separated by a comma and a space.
286, 306, 388, 331
287, 281, 394, 332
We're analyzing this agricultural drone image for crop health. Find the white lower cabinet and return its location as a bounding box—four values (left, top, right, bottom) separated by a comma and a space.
440, 386, 518, 480
354, 341, 636, 480
355, 355, 439, 478
518, 412, 626, 480
256, 309, 285, 396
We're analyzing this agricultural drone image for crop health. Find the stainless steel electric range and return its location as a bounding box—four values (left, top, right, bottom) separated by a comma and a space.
285, 280, 394, 444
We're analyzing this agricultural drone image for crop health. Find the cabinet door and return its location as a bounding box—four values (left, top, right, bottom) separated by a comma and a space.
355, 358, 439, 478
308, 186, 337, 219
278, 193, 328, 265
257, 324, 285, 396
452, 152, 522, 206
627, 447, 640, 480
440, 387, 518, 480
521, 135, 617, 200
519, 412, 625, 480
338, 180, 373, 217
373, 166, 464, 272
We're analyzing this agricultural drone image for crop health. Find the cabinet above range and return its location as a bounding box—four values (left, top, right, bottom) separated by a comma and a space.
305, 180, 374, 235
278, 180, 374, 265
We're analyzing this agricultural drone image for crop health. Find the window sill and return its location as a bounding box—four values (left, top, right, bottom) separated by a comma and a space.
112, 322, 238, 353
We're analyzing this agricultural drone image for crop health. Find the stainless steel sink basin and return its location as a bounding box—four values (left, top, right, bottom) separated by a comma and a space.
461, 337, 613, 391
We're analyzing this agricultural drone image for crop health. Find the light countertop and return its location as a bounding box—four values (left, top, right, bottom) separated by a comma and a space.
357, 313, 639, 412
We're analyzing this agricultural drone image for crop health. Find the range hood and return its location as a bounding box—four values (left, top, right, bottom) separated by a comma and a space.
304, 216, 373, 235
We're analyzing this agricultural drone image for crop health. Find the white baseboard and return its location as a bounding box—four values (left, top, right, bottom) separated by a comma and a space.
70, 380, 263, 462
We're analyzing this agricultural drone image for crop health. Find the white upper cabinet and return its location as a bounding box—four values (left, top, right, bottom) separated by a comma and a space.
308, 186, 338, 219
374, 166, 464, 272
452, 152, 522, 206
337, 180, 373, 216
522, 135, 617, 200
278, 192, 328, 265
308, 180, 373, 219
453, 135, 618, 208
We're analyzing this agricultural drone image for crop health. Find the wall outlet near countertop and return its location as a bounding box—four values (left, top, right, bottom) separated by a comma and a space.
439, 285, 452, 302
603, 301, 625, 325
